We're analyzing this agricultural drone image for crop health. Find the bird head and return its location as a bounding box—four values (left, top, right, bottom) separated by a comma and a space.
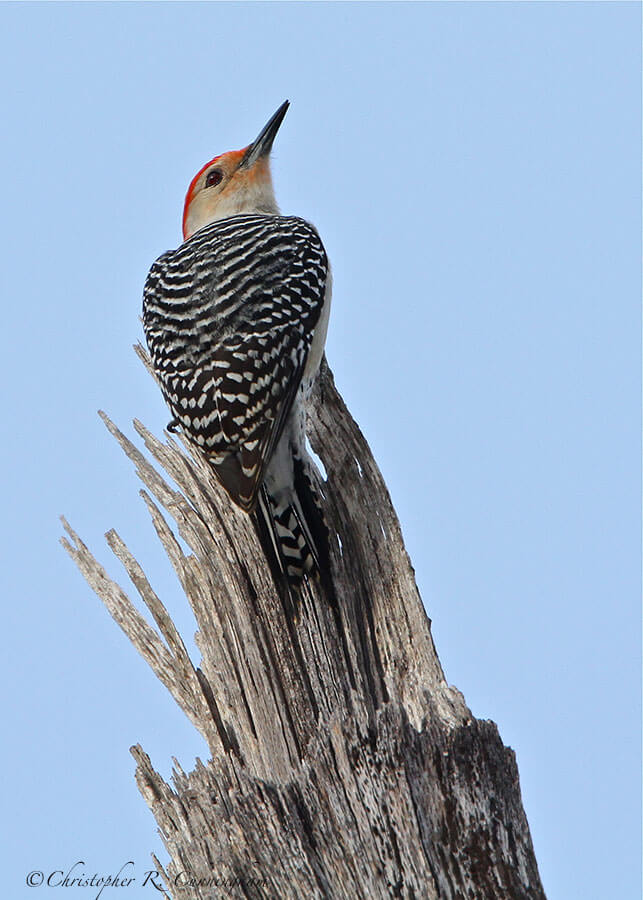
182, 101, 289, 240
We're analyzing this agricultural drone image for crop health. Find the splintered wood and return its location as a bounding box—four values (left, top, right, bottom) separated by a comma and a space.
62, 355, 546, 900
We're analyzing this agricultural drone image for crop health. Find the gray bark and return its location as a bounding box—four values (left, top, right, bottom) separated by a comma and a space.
62, 351, 546, 899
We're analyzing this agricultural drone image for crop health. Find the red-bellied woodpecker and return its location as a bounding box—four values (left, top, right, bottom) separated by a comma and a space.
143, 101, 331, 588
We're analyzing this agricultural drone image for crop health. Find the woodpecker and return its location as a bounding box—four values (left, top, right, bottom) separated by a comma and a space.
143, 101, 331, 588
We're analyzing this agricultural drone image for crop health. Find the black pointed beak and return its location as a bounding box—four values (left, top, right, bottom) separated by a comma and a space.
239, 100, 290, 169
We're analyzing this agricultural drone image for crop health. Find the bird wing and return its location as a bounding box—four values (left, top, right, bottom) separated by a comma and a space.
143, 214, 328, 511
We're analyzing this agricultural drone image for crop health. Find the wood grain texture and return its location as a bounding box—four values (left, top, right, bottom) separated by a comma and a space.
62, 353, 546, 899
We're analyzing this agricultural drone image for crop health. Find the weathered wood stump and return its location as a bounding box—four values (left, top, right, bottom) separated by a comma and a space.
62, 354, 545, 899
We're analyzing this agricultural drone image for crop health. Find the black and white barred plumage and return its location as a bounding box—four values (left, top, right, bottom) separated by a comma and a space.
143, 213, 330, 585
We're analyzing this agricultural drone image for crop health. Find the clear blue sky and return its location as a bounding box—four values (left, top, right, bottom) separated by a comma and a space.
2, 3, 640, 898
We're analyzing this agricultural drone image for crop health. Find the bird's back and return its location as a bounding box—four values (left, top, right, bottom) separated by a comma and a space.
143, 213, 328, 511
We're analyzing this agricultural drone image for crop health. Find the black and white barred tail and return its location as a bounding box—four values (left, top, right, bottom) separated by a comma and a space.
254, 455, 330, 591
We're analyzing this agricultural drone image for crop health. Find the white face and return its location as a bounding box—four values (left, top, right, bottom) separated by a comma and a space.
183, 153, 279, 239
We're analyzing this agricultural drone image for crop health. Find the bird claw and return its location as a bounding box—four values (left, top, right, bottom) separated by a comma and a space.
167, 418, 181, 433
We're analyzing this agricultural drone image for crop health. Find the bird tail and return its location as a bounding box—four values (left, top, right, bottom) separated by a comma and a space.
254, 456, 330, 593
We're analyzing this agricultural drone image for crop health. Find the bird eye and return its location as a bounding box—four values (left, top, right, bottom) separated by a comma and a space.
205, 169, 223, 188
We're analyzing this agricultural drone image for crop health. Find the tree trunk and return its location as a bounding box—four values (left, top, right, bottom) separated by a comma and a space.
62, 352, 546, 899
